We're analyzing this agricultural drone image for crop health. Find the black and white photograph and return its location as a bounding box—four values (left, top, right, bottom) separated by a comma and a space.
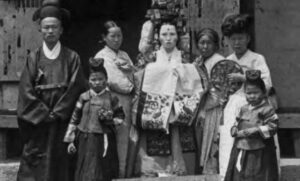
0, 0, 299, 181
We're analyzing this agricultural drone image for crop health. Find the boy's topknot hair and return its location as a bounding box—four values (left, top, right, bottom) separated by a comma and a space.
89, 57, 107, 78
245, 69, 266, 94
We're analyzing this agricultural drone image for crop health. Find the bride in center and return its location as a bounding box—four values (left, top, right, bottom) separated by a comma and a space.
131, 22, 208, 177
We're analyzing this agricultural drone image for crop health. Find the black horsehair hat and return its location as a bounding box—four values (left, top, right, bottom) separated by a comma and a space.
32, 1, 70, 26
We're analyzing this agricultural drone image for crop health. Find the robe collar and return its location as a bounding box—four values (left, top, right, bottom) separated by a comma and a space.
232, 49, 251, 61
104, 45, 119, 55
89, 88, 108, 97
43, 41, 61, 60
248, 98, 266, 111
156, 47, 182, 65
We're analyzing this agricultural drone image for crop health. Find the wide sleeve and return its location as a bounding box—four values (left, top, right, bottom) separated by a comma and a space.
17, 50, 50, 125
254, 54, 273, 91
231, 106, 244, 137
258, 106, 279, 139
51, 52, 87, 122
63, 94, 85, 143
138, 20, 154, 54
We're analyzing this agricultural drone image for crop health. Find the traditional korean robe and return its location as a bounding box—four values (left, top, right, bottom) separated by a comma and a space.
17, 44, 86, 181
224, 99, 279, 181
95, 46, 135, 177
194, 53, 225, 174
64, 89, 125, 181
219, 49, 278, 180
130, 47, 207, 177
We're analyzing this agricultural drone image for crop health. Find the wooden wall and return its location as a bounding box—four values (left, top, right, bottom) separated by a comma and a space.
0, 1, 41, 111
255, 0, 300, 110
185, 0, 240, 56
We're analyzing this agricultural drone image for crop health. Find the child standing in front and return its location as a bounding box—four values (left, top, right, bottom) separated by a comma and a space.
64, 58, 124, 181
224, 70, 279, 181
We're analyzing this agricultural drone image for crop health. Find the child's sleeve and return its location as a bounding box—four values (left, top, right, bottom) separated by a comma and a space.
258, 106, 279, 139
63, 94, 85, 143
231, 107, 244, 137
111, 96, 125, 120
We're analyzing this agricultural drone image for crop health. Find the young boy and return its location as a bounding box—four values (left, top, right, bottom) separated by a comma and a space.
225, 70, 279, 181
64, 58, 124, 181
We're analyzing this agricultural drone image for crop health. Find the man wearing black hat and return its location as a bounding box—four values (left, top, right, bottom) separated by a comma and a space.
17, 3, 86, 181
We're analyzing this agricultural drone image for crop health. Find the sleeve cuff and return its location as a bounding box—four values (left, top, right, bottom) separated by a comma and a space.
63, 124, 77, 143
259, 125, 271, 139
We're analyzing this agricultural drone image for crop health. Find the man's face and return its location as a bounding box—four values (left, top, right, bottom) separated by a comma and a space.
40, 17, 63, 46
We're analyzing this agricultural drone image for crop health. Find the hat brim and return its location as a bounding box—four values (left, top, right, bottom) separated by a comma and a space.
32, 6, 71, 24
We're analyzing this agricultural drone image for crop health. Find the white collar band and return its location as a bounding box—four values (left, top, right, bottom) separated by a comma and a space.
43, 41, 61, 60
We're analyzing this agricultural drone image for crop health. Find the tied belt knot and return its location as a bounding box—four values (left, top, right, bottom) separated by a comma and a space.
35, 83, 68, 93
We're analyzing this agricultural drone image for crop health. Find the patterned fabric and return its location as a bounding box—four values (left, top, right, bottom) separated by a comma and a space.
178, 126, 196, 152
140, 48, 205, 131
140, 93, 173, 130
210, 59, 244, 97
173, 93, 200, 125
146, 131, 172, 156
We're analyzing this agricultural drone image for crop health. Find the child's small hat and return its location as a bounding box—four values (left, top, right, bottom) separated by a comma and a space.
246, 69, 261, 81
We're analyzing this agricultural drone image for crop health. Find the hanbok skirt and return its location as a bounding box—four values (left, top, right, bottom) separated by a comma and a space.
134, 126, 197, 177
75, 131, 119, 181
224, 139, 279, 181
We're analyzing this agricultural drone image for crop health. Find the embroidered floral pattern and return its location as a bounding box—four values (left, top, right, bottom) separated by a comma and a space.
141, 93, 172, 130
98, 108, 113, 125
179, 126, 196, 152
146, 131, 171, 156
173, 93, 200, 125
210, 59, 243, 97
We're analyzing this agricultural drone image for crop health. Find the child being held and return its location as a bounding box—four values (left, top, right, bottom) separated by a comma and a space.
225, 70, 279, 181
64, 58, 124, 181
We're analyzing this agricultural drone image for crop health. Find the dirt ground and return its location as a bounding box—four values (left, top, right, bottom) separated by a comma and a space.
0, 161, 299, 181
0, 161, 18, 181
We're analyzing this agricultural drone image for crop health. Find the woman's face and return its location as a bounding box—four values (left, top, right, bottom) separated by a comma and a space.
159, 24, 178, 52
229, 33, 250, 56
197, 34, 216, 58
103, 27, 123, 51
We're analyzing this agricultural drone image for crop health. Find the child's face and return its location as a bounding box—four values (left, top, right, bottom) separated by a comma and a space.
89, 72, 107, 93
197, 34, 216, 59
229, 33, 250, 56
245, 84, 264, 106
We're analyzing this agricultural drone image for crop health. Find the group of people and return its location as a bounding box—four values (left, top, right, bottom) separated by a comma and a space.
16, 3, 280, 181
